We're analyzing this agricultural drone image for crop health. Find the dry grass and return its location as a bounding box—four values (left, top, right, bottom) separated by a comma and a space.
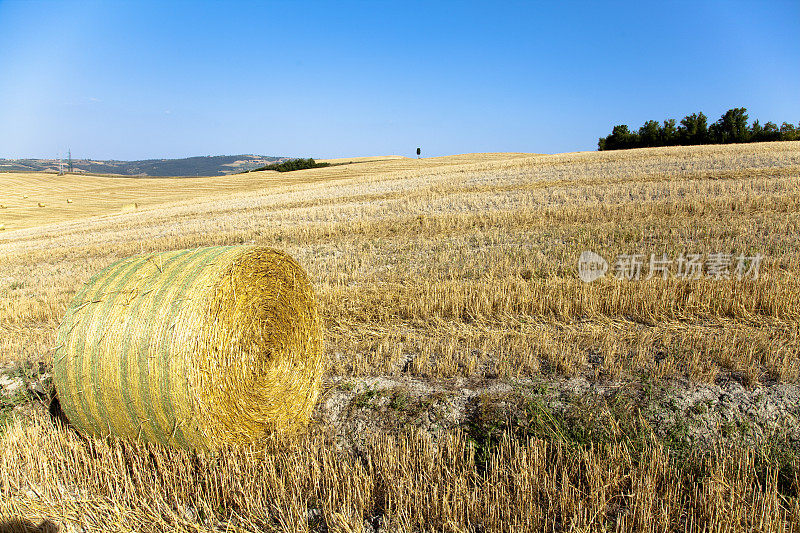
2, 142, 798, 383
0, 153, 537, 232
1, 415, 798, 532
1, 141, 799, 530
316, 155, 406, 164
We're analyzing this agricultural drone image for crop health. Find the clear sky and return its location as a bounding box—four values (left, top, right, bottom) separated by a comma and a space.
0, 0, 798, 160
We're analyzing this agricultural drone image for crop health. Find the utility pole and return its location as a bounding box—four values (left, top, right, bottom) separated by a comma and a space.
68, 149, 73, 173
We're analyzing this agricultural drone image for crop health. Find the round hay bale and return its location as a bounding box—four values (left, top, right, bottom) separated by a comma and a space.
37, 202, 46, 207
53, 246, 324, 450
66, 199, 73, 203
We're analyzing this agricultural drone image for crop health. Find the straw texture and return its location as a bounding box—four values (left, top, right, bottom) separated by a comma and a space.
52, 246, 324, 450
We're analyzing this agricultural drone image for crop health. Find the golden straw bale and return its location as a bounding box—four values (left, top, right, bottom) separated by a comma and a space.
37, 202, 46, 207
52, 246, 324, 450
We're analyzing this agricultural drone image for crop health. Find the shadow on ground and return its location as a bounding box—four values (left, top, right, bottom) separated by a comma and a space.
0, 519, 59, 533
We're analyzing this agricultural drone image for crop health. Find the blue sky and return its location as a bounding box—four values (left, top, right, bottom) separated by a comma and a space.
0, 0, 798, 160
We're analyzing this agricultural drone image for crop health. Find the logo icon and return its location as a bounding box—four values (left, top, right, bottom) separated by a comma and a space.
578, 251, 608, 282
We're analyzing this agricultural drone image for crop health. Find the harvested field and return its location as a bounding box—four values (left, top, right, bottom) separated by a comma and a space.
1, 141, 800, 531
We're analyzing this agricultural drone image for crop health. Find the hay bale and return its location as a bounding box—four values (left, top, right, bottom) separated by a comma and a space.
37, 202, 46, 207
0, 224, 5, 231
52, 246, 324, 450
66, 199, 73, 204
120, 202, 138, 213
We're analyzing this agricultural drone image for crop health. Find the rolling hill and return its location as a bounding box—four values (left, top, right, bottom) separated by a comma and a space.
0, 154, 287, 177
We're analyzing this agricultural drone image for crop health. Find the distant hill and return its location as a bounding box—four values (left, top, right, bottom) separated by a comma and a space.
0, 155, 287, 177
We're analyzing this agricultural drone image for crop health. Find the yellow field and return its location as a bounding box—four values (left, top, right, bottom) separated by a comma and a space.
2, 141, 800, 531
2, 142, 799, 381
0, 153, 535, 232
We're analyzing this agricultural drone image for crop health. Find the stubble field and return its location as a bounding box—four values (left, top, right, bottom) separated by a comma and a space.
1, 142, 799, 531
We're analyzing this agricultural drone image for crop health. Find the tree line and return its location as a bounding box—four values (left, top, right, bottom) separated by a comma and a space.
251, 158, 331, 172
598, 108, 799, 151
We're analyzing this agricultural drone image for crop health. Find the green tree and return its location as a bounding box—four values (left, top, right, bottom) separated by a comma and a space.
597, 109, 795, 151
750, 119, 763, 142
710, 107, 749, 143
762, 122, 780, 141
780, 122, 798, 141
678, 112, 708, 145
638, 120, 661, 147
599, 125, 639, 150
252, 158, 330, 173
661, 119, 678, 146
